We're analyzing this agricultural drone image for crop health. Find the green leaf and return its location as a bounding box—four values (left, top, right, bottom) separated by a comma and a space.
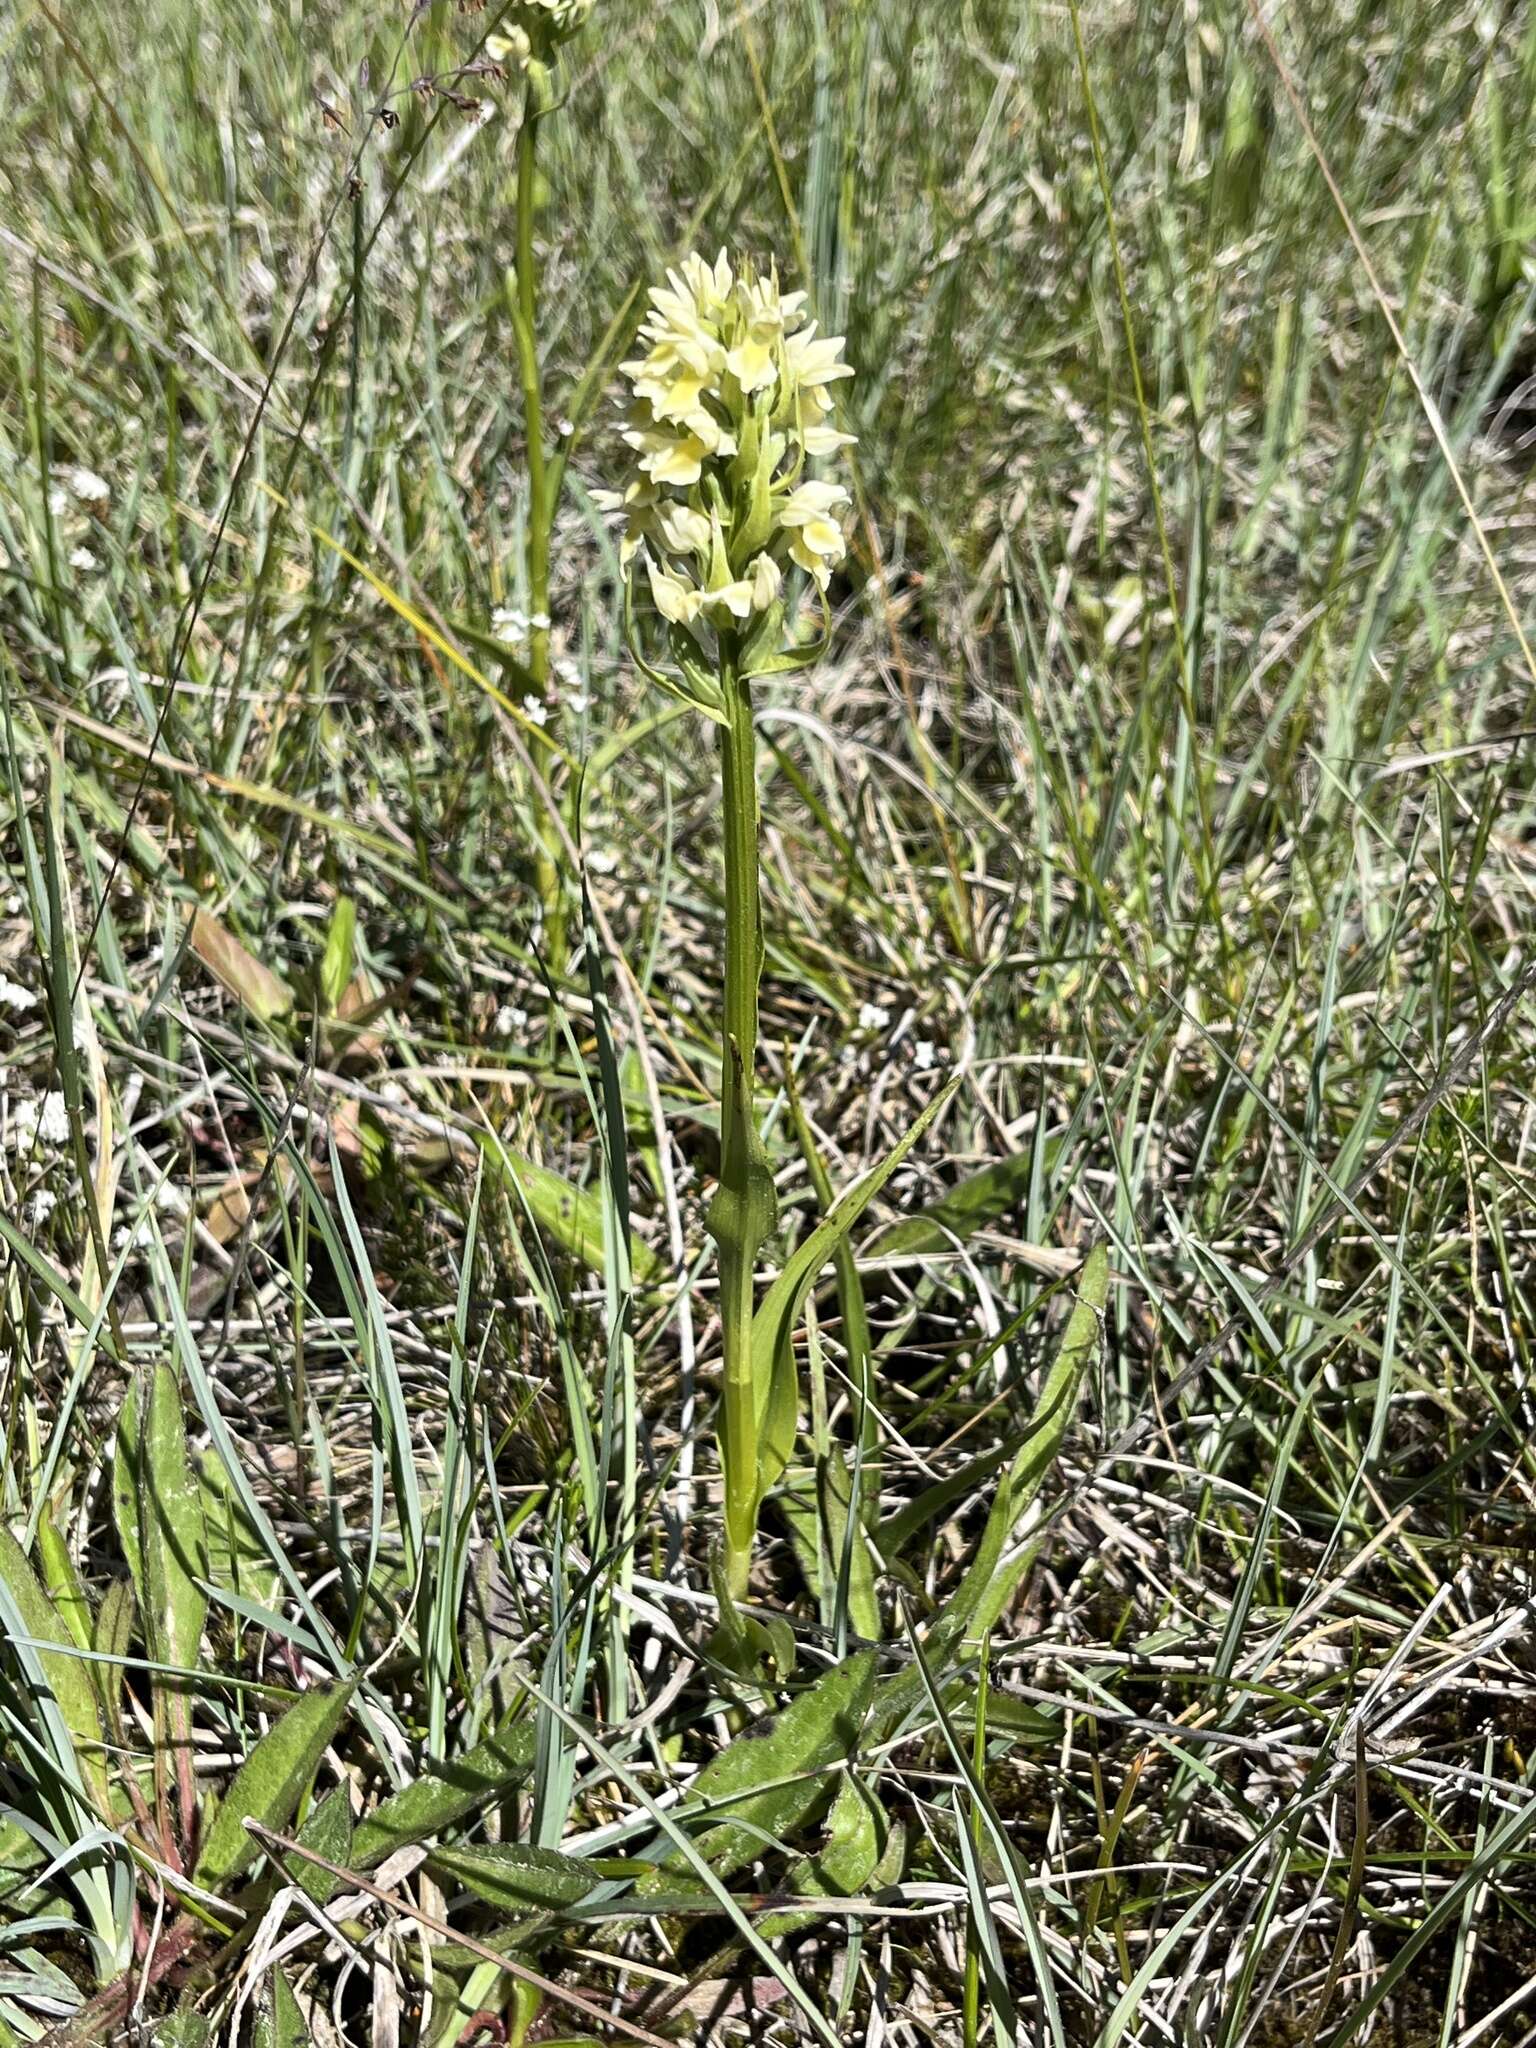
749, 1075, 961, 1503
427, 1840, 607, 1915
252, 1968, 306, 2048
0, 1523, 108, 1813
351, 1719, 537, 1871
865, 1150, 1036, 1260
779, 1450, 880, 1645
193, 1681, 357, 1893
874, 1247, 1109, 1736
287, 1783, 353, 1905
963, 1243, 1109, 1643
640, 1648, 876, 1888
318, 896, 357, 1016
35, 1519, 93, 1653
154, 2012, 211, 2047
487, 1144, 661, 1286
142, 1366, 208, 1678
197, 1452, 281, 1607
759, 1773, 886, 1937
92, 1575, 134, 1732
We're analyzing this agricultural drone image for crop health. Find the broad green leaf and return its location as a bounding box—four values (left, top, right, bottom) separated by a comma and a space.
0, 1523, 108, 1813
750, 1075, 961, 1503
288, 1783, 353, 1906
427, 1840, 606, 1915
197, 1452, 282, 1607
112, 1378, 145, 1604
318, 896, 357, 1016
639, 1648, 876, 1888
92, 1575, 134, 1741
142, 1366, 208, 1678
351, 1719, 537, 1870
779, 1451, 880, 1645
193, 1681, 357, 1893
865, 1150, 1036, 1260
252, 1968, 306, 2048
760, 1773, 886, 1937
154, 2012, 211, 2047
35, 1519, 92, 1653
487, 1143, 661, 1286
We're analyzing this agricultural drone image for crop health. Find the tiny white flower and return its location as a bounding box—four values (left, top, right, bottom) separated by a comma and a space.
47, 485, 68, 517
912, 1040, 937, 1070
530, 611, 551, 632
495, 1003, 529, 1035
522, 699, 549, 727
29, 1188, 58, 1224
0, 977, 37, 1013
69, 467, 110, 505
858, 1001, 890, 1032
567, 691, 590, 715
557, 417, 575, 438
586, 847, 619, 875
70, 545, 99, 572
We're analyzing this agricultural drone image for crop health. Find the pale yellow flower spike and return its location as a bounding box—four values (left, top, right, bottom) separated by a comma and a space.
605, 248, 856, 659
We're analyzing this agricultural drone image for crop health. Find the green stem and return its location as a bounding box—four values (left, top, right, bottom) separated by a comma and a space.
712, 646, 775, 1598
510, 71, 564, 967
514, 79, 550, 691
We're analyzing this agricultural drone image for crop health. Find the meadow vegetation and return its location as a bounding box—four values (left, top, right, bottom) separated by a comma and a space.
2, 1, 1536, 2042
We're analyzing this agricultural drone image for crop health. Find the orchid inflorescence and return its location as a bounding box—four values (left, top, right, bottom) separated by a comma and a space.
486, 0, 593, 72
599, 250, 855, 676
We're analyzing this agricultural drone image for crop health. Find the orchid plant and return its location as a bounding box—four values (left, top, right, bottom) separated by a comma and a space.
601, 251, 856, 1597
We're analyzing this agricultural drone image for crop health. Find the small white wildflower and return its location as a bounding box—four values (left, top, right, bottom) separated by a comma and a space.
492, 605, 530, 638
522, 699, 549, 727
70, 545, 100, 573
586, 848, 618, 875
553, 656, 582, 690
912, 1040, 937, 1070
154, 1181, 188, 1214
0, 977, 37, 1013
30, 1189, 57, 1224
495, 1003, 530, 1036
567, 690, 590, 715
69, 467, 110, 505
557, 417, 575, 438
47, 485, 68, 517
858, 1001, 891, 1032
530, 611, 551, 633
